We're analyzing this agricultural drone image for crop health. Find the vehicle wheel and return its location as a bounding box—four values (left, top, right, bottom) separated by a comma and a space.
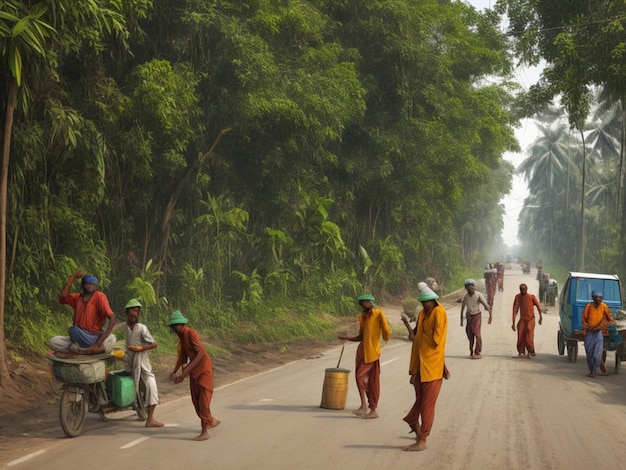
558, 330, 565, 356
616, 344, 624, 374
59, 384, 87, 438
134, 379, 147, 421
567, 340, 578, 363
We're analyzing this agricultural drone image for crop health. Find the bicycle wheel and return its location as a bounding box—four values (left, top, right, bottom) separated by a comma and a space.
59, 384, 87, 437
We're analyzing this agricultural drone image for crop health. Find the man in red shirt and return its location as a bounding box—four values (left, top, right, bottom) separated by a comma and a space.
511, 283, 542, 357
50, 270, 116, 354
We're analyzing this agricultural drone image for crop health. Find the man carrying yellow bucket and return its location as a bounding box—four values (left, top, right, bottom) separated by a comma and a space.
337, 294, 392, 419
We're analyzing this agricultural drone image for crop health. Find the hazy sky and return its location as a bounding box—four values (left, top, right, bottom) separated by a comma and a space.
466, 0, 541, 247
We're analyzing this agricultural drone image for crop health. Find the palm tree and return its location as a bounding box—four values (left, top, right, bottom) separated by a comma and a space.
518, 120, 583, 258
587, 87, 622, 215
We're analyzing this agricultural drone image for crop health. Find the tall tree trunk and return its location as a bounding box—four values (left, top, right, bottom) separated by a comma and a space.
617, 101, 625, 220
619, 100, 626, 271
0, 79, 17, 386
156, 128, 230, 286
579, 130, 586, 271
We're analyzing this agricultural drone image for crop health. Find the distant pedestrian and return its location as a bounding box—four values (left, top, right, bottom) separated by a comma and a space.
169, 310, 221, 440
402, 282, 448, 452
496, 263, 504, 292
338, 294, 392, 419
484, 265, 497, 307
582, 290, 614, 377
460, 279, 492, 359
511, 284, 542, 357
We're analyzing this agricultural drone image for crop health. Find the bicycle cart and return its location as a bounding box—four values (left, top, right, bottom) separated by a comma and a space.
47, 351, 147, 437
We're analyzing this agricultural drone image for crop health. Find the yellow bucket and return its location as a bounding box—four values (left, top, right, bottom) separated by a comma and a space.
320, 368, 350, 410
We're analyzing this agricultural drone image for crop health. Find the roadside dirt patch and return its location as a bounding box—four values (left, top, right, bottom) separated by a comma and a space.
0, 300, 461, 461
0, 333, 345, 459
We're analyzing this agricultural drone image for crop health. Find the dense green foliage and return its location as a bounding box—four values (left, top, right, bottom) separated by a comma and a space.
498, 0, 626, 277
0, 0, 518, 356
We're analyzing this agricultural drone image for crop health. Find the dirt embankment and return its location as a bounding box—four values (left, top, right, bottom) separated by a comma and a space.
1, 291, 470, 419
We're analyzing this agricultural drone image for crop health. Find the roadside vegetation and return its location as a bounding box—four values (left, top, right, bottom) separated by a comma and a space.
2, 1, 626, 391
0, 0, 517, 384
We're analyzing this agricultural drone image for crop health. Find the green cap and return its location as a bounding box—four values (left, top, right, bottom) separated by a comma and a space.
417, 282, 439, 301
168, 310, 189, 325
125, 298, 142, 309
418, 290, 439, 302
357, 294, 375, 303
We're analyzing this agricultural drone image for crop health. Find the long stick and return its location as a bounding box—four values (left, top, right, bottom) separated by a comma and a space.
336, 343, 345, 368
401, 314, 415, 340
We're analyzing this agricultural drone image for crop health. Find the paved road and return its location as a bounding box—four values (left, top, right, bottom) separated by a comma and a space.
5, 266, 626, 470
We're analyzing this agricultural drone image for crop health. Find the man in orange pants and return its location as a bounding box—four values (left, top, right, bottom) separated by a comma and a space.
338, 294, 392, 419
511, 283, 543, 357
169, 310, 221, 441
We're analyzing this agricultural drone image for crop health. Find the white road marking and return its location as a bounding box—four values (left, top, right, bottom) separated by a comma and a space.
7, 449, 47, 467
381, 356, 400, 366
120, 436, 150, 449
164, 346, 405, 407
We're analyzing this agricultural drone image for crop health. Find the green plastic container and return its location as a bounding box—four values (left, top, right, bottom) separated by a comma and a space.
107, 372, 136, 407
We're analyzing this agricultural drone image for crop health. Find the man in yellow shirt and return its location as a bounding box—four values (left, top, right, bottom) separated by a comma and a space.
338, 294, 391, 419
403, 282, 448, 452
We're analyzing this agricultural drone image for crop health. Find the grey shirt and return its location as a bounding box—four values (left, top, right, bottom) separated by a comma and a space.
461, 291, 490, 316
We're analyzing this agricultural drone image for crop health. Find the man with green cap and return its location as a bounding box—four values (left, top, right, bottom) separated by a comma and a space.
403, 281, 448, 452
338, 294, 392, 419
124, 299, 163, 427
168, 310, 220, 441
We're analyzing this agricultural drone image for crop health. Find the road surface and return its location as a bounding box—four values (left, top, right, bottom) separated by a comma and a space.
4, 266, 626, 470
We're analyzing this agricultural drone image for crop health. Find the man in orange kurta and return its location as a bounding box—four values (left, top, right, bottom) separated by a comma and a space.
169, 310, 221, 441
403, 282, 448, 452
338, 294, 392, 419
511, 283, 543, 357
582, 290, 615, 377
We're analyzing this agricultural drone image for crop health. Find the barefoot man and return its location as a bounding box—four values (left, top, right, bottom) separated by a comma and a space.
511, 283, 542, 357
123, 299, 164, 427
338, 294, 392, 419
169, 310, 221, 440
582, 289, 615, 378
403, 282, 448, 452
460, 278, 492, 359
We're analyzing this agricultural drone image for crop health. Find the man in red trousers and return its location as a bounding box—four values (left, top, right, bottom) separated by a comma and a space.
511, 283, 543, 357
169, 310, 221, 441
